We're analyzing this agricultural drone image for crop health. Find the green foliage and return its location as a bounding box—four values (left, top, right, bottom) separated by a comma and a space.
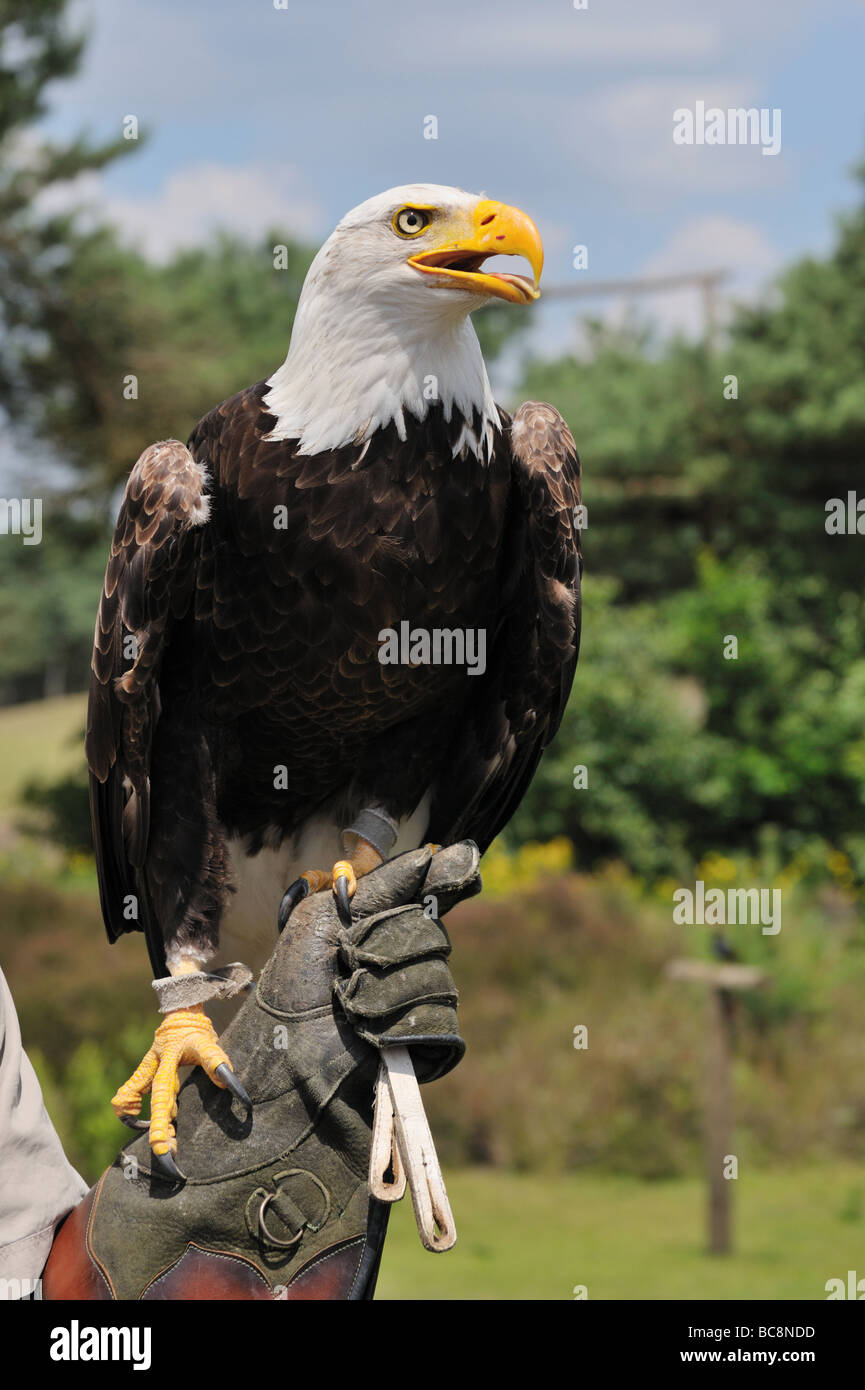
30, 1023, 155, 1180
519, 329, 727, 598
521, 177, 865, 612
19, 767, 91, 852
507, 577, 714, 877
512, 555, 865, 880
0, 514, 108, 701
472, 297, 532, 365
4, 227, 314, 496
505, 172, 865, 881
662, 556, 865, 854
1, 2, 83, 138
0, 0, 133, 429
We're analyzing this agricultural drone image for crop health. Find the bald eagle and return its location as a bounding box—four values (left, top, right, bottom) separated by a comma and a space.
86, 184, 581, 1171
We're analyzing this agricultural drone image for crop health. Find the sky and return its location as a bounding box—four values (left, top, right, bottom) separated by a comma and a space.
27, 0, 865, 364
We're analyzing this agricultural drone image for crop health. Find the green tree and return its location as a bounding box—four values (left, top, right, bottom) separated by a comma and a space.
0, 0, 131, 443
512, 162, 865, 878
520, 173, 865, 615
20, 230, 313, 495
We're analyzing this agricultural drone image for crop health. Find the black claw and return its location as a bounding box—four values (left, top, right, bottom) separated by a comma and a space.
278, 877, 310, 932
118, 1114, 150, 1131
215, 1062, 252, 1111
151, 1149, 185, 1183
334, 874, 354, 929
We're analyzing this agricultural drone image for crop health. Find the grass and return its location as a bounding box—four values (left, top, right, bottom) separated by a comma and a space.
377, 1165, 865, 1300
0, 691, 86, 817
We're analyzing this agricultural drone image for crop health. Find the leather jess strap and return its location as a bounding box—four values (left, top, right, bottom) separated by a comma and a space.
370, 1048, 456, 1252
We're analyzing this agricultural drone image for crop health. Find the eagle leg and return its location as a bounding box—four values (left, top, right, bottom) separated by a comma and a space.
110, 1003, 250, 1175
277, 836, 384, 932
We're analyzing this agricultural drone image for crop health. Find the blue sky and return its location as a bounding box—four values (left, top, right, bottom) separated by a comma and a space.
32, 0, 865, 359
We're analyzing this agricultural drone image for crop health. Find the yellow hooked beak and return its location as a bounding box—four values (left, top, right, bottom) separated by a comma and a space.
408, 199, 543, 305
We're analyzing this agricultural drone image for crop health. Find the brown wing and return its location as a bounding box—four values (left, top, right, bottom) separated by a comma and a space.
86, 440, 208, 967
428, 400, 582, 852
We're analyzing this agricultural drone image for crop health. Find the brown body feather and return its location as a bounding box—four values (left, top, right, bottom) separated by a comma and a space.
86, 383, 581, 975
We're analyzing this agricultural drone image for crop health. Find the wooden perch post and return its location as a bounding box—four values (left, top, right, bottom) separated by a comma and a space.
666, 959, 767, 1255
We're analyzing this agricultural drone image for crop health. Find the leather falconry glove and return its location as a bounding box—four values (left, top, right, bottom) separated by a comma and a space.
43, 842, 478, 1301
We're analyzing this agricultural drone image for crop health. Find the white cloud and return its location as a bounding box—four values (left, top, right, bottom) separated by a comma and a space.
398, 18, 724, 67
101, 164, 324, 260
564, 80, 790, 196
340, 0, 823, 72
37, 162, 325, 260
642, 216, 780, 281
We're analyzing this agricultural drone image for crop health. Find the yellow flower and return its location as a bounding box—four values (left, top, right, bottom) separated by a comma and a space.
480, 837, 573, 897
696, 852, 738, 884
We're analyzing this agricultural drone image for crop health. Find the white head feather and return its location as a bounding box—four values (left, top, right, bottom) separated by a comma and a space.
263, 184, 500, 459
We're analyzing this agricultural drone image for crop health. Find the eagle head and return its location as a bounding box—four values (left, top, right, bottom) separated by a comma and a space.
264, 184, 544, 456
330, 183, 543, 309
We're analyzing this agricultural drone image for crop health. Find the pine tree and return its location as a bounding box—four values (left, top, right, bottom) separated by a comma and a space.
0, 0, 131, 462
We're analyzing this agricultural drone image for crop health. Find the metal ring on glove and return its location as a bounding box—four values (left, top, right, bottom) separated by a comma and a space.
258, 1192, 305, 1249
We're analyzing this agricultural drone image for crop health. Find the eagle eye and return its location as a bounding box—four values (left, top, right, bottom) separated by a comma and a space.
394, 207, 432, 237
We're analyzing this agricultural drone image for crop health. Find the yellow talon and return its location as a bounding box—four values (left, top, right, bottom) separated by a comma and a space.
283, 837, 384, 928
293, 838, 383, 905
111, 1004, 233, 1159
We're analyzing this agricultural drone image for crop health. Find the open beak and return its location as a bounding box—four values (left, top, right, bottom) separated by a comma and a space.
408, 200, 543, 305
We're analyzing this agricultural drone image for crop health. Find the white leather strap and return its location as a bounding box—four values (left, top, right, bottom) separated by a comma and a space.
369, 1064, 406, 1202
368, 1047, 456, 1252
